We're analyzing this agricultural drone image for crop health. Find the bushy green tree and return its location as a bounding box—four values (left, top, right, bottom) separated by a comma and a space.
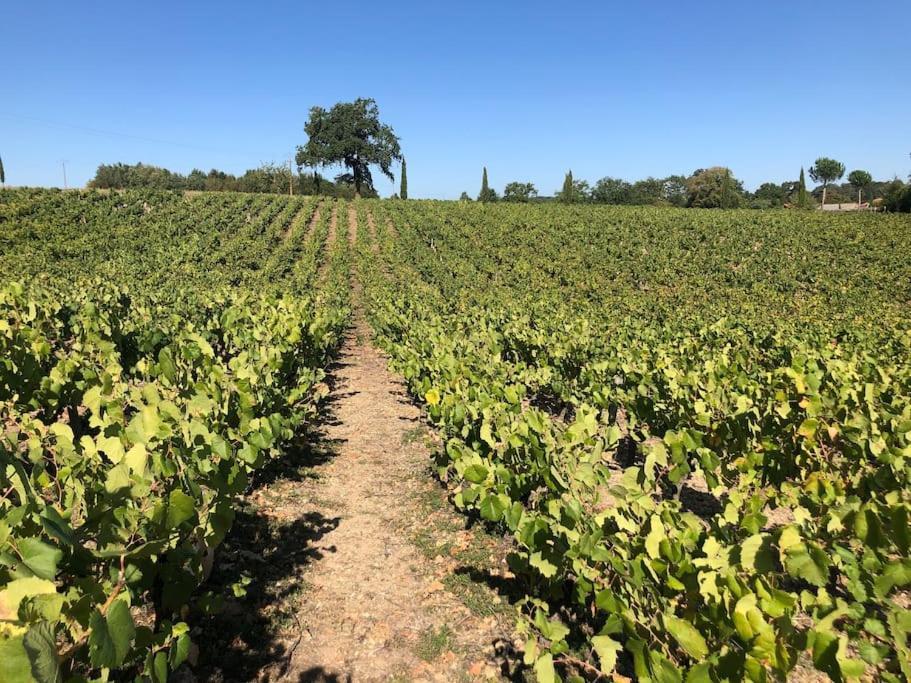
503, 181, 538, 202
847, 169, 872, 205
400, 157, 408, 200
459, 191, 472, 202
0, 154, 5, 185
686, 167, 744, 208
809, 157, 845, 207
630, 177, 667, 205
296, 98, 401, 197
753, 182, 786, 207
478, 167, 497, 202
556, 172, 590, 203
663, 175, 689, 207
592, 177, 632, 204
883, 179, 911, 212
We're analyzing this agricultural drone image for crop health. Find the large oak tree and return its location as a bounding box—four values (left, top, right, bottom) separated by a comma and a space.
296, 98, 401, 197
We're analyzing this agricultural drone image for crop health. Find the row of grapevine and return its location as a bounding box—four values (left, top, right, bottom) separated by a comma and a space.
0, 189, 350, 681
361, 200, 911, 681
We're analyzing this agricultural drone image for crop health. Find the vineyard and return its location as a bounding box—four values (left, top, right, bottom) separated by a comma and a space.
2, 188, 911, 682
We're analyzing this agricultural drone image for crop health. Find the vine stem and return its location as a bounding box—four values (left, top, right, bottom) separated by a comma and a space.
554, 653, 607, 680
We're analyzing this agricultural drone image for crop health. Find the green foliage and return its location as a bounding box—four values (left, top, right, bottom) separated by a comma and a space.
590, 176, 686, 206
848, 169, 873, 204
753, 182, 787, 207
87, 162, 366, 197
555, 172, 590, 204
558, 171, 575, 203
400, 157, 408, 200
0, 189, 350, 681
686, 167, 744, 208
795, 167, 813, 209
0, 154, 5, 185
809, 157, 846, 206
478, 167, 497, 202
503, 181, 538, 203
883, 180, 911, 213
296, 98, 402, 197
359, 198, 911, 682
591, 177, 632, 204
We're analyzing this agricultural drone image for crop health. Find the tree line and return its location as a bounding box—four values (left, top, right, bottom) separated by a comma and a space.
87, 162, 378, 198
470, 158, 911, 211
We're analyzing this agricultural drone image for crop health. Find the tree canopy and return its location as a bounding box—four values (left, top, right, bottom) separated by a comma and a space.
686, 167, 744, 208
296, 98, 401, 197
87, 161, 373, 197
809, 157, 845, 206
847, 169, 872, 204
503, 181, 538, 202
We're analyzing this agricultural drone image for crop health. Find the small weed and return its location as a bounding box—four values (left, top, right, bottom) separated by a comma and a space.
401, 425, 427, 445
416, 624, 454, 662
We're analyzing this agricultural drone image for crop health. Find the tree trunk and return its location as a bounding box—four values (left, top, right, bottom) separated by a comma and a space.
822, 184, 827, 208
858, 188, 862, 205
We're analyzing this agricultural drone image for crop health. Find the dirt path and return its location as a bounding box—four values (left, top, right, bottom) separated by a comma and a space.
283, 314, 513, 682
364, 209, 378, 252
196, 216, 520, 682
385, 217, 398, 239
347, 204, 358, 246
303, 201, 323, 242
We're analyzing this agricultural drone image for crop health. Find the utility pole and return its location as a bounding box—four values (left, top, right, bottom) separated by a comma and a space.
61, 160, 68, 189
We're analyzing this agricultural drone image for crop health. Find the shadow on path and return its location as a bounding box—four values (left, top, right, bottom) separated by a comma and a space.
192, 374, 348, 682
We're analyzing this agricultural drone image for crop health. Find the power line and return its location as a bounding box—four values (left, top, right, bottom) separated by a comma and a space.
0, 113, 220, 152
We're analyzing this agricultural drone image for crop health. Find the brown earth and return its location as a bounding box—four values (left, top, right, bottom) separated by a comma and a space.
364, 209, 378, 252
347, 204, 357, 246
303, 201, 323, 242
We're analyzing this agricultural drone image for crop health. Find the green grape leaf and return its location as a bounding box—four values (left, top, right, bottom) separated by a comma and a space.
88, 600, 135, 668
665, 615, 708, 660
166, 490, 196, 529
591, 634, 622, 673
18, 538, 62, 581
23, 622, 61, 683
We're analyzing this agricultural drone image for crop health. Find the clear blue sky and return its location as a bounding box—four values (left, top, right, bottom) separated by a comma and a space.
3, 1, 909, 198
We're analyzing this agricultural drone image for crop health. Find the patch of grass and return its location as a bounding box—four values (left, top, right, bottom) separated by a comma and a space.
407, 467, 517, 621
401, 425, 427, 445
415, 624, 454, 662
442, 572, 505, 617
269, 577, 312, 632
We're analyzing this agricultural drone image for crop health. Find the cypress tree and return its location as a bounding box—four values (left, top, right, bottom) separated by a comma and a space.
400, 158, 408, 200
561, 170, 574, 203
797, 167, 809, 209
0, 154, 5, 185
721, 168, 732, 208
479, 167, 490, 202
